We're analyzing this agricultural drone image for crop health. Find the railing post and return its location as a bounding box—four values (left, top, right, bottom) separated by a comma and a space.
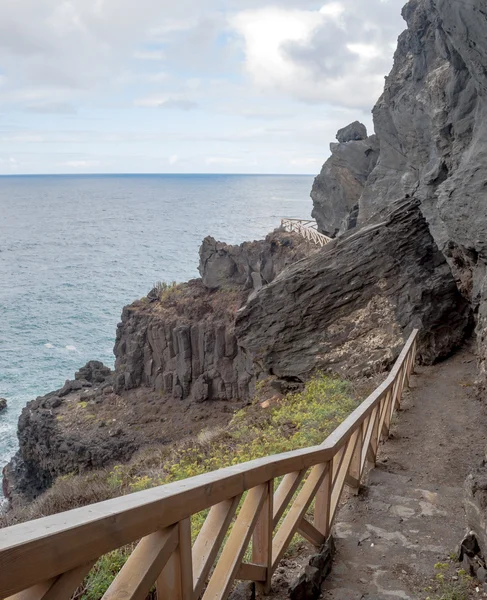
314, 463, 331, 538
252, 480, 274, 593
156, 519, 193, 600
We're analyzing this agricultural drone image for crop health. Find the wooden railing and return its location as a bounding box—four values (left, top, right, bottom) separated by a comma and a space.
0, 330, 418, 600
281, 218, 332, 247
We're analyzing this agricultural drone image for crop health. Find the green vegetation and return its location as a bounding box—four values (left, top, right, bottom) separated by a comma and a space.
424, 562, 474, 600
153, 280, 179, 302
77, 373, 359, 599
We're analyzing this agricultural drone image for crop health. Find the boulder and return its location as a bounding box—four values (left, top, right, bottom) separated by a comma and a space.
236, 199, 470, 380
0, 398, 7, 412
311, 134, 379, 237
199, 230, 315, 292
336, 121, 368, 143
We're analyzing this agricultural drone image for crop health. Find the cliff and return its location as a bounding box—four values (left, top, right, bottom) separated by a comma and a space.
302, 0, 487, 555
311, 124, 379, 237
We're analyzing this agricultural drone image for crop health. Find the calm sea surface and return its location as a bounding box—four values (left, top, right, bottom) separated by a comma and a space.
0, 174, 313, 495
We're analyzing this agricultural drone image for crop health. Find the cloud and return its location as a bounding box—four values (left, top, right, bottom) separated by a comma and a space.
135, 95, 199, 110
24, 102, 76, 114
231, 1, 404, 108
0, 0, 407, 175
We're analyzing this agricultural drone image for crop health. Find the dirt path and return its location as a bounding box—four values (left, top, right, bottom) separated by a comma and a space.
322, 345, 487, 599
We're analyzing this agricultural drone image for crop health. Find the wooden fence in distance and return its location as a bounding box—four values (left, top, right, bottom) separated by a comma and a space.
0, 330, 418, 600
281, 219, 332, 247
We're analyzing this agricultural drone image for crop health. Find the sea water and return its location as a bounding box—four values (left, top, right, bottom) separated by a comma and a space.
0, 174, 314, 496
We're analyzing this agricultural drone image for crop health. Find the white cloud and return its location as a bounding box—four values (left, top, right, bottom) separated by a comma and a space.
135, 94, 198, 110
0, 0, 406, 174
230, 1, 404, 108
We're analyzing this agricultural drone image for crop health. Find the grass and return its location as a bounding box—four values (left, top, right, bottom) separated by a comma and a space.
75, 373, 359, 599
424, 562, 475, 600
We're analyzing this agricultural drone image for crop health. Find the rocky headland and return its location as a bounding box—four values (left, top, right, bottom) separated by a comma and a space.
3, 0, 487, 560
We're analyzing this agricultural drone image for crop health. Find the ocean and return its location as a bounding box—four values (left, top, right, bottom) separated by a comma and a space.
0, 173, 314, 496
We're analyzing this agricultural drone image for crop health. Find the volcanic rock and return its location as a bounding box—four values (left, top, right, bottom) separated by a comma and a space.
311, 131, 379, 237
236, 199, 470, 380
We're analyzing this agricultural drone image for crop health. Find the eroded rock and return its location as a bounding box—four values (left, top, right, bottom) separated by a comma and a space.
311, 130, 379, 237
237, 199, 470, 380
199, 229, 315, 291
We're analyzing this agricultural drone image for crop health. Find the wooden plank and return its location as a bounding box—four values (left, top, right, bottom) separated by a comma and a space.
331, 445, 346, 486
273, 470, 306, 527
192, 496, 241, 599
42, 562, 95, 600
202, 485, 267, 600
272, 463, 329, 571
5, 581, 55, 600
297, 518, 326, 547
156, 519, 193, 600
362, 405, 380, 470
103, 526, 178, 600
252, 481, 273, 593
329, 430, 361, 526
235, 563, 267, 582
347, 428, 363, 492
313, 466, 331, 537
380, 390, 393, 438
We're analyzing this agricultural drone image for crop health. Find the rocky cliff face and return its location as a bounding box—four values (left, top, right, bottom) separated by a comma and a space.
113, 281, 253, 402
115, 231, 315, 402
3, 232, 314, 501
236, 199, 470, 380
311, 125, 379, 237
199, 230, 315, 291
2, 362, 137, 501
308, 0, 487, 555
350, 0, 487, 380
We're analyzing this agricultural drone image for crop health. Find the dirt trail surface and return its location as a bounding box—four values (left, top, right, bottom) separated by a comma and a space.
322, 346, 487, 599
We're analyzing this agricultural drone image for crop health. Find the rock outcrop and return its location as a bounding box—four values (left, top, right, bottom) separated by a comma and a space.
336, 121, 368, 143
199, 230, 315, 291
311, 126, 379, 237
1, 363, 136, 501
114, 281, 254, 402
337, 0, 487, 381
236, 199, 470, 379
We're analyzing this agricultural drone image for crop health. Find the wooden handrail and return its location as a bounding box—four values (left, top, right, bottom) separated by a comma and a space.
281, 218, 333, 247
0, 330, 419, 600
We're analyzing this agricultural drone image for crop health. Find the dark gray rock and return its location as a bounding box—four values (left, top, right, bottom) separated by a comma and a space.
199, 229, 315, 291
0, 398, 7, 412
465, 470, 487, 558
336, 121, 368, 143
113, 283, 255, 402
75, 360, 111, 383
311, 134, 379, 237
228, 582, 255, 600
236, 199, 470, 380
342, 0, 487, 383
289, 566, 321, 600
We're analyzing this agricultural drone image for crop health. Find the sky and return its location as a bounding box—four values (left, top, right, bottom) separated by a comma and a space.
0, 0, 407, 175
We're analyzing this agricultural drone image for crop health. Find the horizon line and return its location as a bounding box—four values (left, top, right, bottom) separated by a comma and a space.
0, 172, 316, 178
